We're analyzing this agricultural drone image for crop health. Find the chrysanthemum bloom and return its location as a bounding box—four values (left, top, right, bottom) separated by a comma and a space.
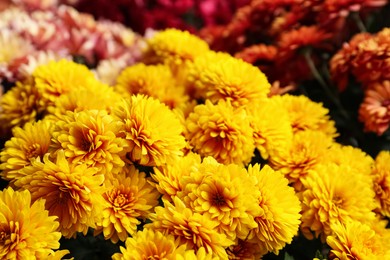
247, 164, 301, 257
142, 28, 210, 74
95, 166, 160, 243
247, 98, 293, 159
151, 152, 202, 202
327, 143, 374, 177
300, 163, 377, 242
269, 130, 333, 191
0, 120, 52, 185
0, 81, 42, 132
114, 63, 188, 109
112, 95, 186, 167
326, 220, 390, 260
330, 33, 372, 91
0, 29, 34, 65
276, 26, 332, 82
371, 151, 390, 217
0, 187, 68, 259
359, 81, 390, 135
272, 94, 338, 138
45, 81, 122, 120
185, 100, 255, 165
146, 197, 234, 258
185, 51, 270, 107
351, 32, 390, 86
32, 59, 98, 108
15, 150, 105, 238
178, 157, 261, 241
51, 109, 126, 176
112, 228, 187, 260
278, 26, 331, 62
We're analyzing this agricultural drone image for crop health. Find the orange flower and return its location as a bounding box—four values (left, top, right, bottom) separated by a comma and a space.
359, 81, 390, 135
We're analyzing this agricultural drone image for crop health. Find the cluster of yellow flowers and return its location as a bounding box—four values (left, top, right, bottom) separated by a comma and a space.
1, 28, 390, 259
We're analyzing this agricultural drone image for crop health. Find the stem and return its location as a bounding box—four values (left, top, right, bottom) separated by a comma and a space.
351, 12, 367, 33
303, 49, 350, 120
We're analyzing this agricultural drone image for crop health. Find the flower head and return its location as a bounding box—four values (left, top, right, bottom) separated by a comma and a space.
269, 130, 333, 191
0, 29, 34, 64
247, 164, 301, 256
0, 187, 67, 259
112, 228, 187, 260
51, 109, 126, 177
15, 150, 105, 238
142, 29, 210, 72
151, 152, 202, 202
272, 94, 338, 137
46, 81, 122, 119
114, 63, 188, 109
185, 51, 270, 107
327, 220, 390, 260
185, 100, 255, 165
371, 151, 390, 217
32, 59, 98, 108
113, 95, 186, 167
0, 81, 42, 132
359, 80, 390, 135
0, 120, 52, 185
178, 157, 262, 241
95, 166, 160, 243
300, 163, 377, 242
146, 197, 234, 258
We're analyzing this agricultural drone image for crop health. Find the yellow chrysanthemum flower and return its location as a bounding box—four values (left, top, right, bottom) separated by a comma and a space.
178, 157, 261, 241
146, 197, 234, 258
247, 164, 301, 257
327, 220, 390, 260
247, 98, 293, 159
300, 163, 377, 242
0, 120, 52, 185
112, 228, 187, 260
186, 51, 270, 107
114, 63, 188, 109
269, 130, 333, 191
185, 100, 255, 166
328, 143, 374, 177
32, 59, 98, 108
0, 187, 67, 259
46, 81, 122, 120
0, 81, 42, 131
113, 95, 186, 167
143, 29, 209, 73
95, 165, 160, 243
15, 150, 105, 238
51, 109, 126, 177
151, 152, 202, 202
272, 94, 338, 138
371, 151, 390, 217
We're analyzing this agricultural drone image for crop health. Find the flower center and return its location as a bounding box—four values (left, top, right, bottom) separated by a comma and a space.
0, 222, 19, 246
212, 192, 226, 207
24, 143, 42, 159
332, 195, 344, 208
113, 193, 128, 208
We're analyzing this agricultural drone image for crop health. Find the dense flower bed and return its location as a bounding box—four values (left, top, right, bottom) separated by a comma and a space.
1, 1, 390, 260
